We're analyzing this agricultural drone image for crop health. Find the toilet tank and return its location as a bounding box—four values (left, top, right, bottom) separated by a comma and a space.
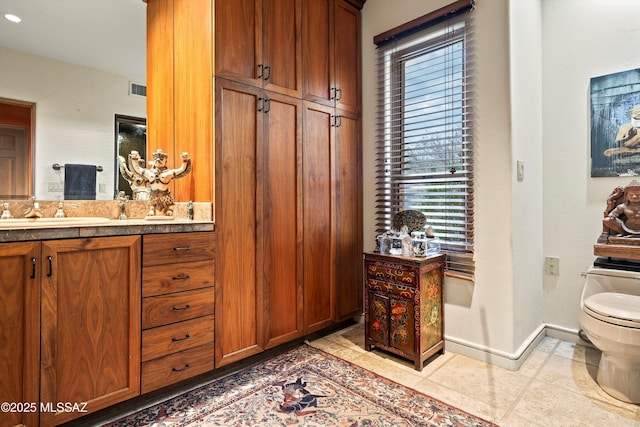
581, 267, 640, 310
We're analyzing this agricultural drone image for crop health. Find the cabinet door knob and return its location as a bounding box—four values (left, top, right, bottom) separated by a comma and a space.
30, 257, 36, 279
263, 65, 271, 81
172, 304, 191, 311
257, 64, 264, 79
172, 274, 191, 281
173, 246, 191, 251
47, 255, 53, 277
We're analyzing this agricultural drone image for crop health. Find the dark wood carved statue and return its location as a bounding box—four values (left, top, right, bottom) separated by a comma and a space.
596, 180, 640, 260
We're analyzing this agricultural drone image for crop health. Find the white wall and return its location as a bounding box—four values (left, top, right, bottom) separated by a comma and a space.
542, 0, 640, 332
0, 47, 146, 200
363, 0, 544, 367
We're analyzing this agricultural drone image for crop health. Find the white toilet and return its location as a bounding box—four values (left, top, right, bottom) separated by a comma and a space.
580, 266, 640, 403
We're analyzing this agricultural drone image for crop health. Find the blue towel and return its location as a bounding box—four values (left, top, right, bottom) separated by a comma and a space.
64, 164, 97, 200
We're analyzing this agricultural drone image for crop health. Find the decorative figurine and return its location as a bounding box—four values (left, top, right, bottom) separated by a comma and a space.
601, 179, 640, 239
118, 155, 150, 201
129, 148, 192, 217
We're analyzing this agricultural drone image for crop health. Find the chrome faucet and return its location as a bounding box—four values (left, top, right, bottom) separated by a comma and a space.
1, 202, 12, 220
24, 197, 43, 219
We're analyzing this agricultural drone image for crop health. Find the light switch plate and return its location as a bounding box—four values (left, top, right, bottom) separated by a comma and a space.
517, 160, 524, 181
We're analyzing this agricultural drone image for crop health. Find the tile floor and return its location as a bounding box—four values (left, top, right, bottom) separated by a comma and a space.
309, 323, 640, 427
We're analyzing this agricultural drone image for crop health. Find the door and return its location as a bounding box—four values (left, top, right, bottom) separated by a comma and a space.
0, 242, 40, 427
40, 236, 141, 426
0, 101, 32, 199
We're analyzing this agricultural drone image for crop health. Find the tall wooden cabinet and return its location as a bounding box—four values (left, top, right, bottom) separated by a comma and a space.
146, 0, 213, 203
146, 0, 364, 368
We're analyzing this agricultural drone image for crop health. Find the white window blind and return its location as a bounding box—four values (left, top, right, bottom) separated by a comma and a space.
375, 3, 475, 279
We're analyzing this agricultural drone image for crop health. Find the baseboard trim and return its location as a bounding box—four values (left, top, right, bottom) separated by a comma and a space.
443, 323, 581, 370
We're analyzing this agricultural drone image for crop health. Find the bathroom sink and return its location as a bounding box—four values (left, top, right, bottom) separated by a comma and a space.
0, 217, 111, 229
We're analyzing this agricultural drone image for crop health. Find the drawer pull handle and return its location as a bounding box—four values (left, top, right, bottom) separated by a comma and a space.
172, 304, 191, 311
172, 364, 190, 372
173, 246, 192, 251
30, 257, 37, 279
172, 334, 191, 342
172, 274, 191, 281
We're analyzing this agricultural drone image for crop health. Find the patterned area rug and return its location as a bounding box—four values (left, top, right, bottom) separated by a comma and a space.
107, 344, 496, 426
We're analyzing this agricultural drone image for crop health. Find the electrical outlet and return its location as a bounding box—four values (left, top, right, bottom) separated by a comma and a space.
47, 182, 63, 192
544, 257, 559, 275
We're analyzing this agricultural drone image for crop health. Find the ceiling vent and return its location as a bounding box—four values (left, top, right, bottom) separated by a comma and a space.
129, 82, 147, 98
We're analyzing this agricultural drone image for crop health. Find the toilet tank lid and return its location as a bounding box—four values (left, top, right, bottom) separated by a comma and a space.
584, 292, 640, 323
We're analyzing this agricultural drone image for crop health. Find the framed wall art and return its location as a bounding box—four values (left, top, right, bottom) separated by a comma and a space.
591, 68, 640, 177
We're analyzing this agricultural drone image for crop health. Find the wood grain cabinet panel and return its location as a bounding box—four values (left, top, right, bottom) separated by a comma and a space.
142, 342, 215, 394
143, 259, 215, 297
40, 236, 141, 426
143, 231, 216, 266
141, 232, 216, 392
142, 315, 215, 362
142, 287, 215, 329
302, 0, 361, 113
215, 0, 302, 97
0, 242, 40, 427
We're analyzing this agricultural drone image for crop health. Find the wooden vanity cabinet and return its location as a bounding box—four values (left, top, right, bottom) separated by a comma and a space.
140, 232, 216, 393
364, 252, 445, 371
0, 242, 40, 427
39, 236, 141, 426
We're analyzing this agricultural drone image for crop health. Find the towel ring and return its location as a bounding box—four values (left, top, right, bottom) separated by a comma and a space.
52, 163, 103, 172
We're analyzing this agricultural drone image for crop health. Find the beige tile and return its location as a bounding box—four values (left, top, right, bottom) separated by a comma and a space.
426, 353, 532, 414
518, 348, 551, 378
341, 351, 427, 388
411, 377, 504, 423
554, 340, 601, 366
536, 336, 560, 353
510, 379, 637, 427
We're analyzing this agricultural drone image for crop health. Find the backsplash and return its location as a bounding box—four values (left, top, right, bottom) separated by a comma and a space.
0, 200, 213, 221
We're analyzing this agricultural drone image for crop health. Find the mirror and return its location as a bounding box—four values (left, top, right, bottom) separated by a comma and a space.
0, 0, 146, 200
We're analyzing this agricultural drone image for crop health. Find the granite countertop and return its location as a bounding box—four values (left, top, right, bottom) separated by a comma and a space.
0, 218, 215, 243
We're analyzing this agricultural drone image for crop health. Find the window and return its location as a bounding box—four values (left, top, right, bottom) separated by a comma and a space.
374, 2, 475, 279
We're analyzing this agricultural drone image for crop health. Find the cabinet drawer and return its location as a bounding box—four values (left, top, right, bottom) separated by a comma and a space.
365, 260, 418, 287
141, 342, 215, 394
143, 232, 215, 266
142, 315, 214, 362
367, 279, 415, 299
143, 259, 215, 297
142, 287, 215, 329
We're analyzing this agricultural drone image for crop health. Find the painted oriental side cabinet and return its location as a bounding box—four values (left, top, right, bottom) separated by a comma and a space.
363, 252, 445, 371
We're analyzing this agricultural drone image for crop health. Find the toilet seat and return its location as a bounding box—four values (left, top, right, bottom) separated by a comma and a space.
584, 292, 640, 328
